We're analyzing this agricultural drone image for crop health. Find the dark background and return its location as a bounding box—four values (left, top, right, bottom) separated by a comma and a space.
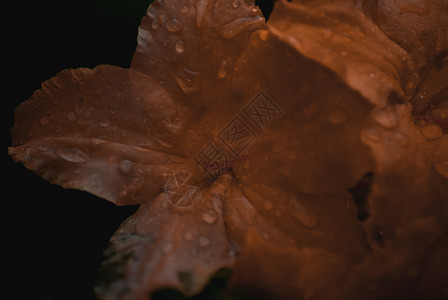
4, 1, 274, 299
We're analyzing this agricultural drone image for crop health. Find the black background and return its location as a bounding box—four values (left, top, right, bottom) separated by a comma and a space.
4, 1, 148, 299
4, 1, 274, 299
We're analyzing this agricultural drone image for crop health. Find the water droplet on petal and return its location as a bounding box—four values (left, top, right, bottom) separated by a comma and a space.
217, 60, 228, 78
152, 18, 160, 30
165, 19, 183, 32
362, 127, 382, 143
434, 158, 448, 179
118, 160, 133, 175
100, 119, 111, 127
288, 200, 318, 228
259, 30, 269, 41
184, 232, 193, 241
272, 138, 289, 153
263, 198, 274, 210
67, 111, 77, 121
180, 6, 189, 14
262, 232, 270, 240
201, 209, 217, 224
175, 40, 185, 53
421, 124, 443, 140
328, 108, 348, 125
199, 235, 211, 247
395, 133, 410, 148
75, 96, 84, 113
435, 27, 445, 51
56, 148, 90, 163
320, 27, 332, 38
232, 0, 239, 8
162, 243, 173, 254
370, 107, 398, 129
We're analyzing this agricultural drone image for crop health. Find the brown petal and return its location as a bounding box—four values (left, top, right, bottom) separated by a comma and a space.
95, 174, 236, 299
230, 27, 375, 198
268, 0, 417, 106
361, 105, 448, 249
360, 0, 448, 73
131, 0, 266, 158
9, 65, 190, 205
229, 231, 346, 299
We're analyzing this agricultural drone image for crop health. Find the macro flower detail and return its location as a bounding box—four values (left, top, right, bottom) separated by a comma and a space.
9, 0, 448, 299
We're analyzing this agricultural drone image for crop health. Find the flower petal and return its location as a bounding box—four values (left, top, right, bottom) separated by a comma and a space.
268, 0, 417, 106
95, 174, 235, 298
361, 105, 448, 249
360, 0, 448, 72
131, 0, 266, 158
9, 65, 190, 205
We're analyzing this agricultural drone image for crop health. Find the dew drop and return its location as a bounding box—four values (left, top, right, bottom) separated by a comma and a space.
162, 243, 173, 254
199, 235, 211, 247
232, 0, 239, 8
180, 6, 189, 14
107, 105, 117, 114
288, 151, 296, 160
201, 209, 217, 225
56, 148, 90, 163
243, 160, 250, 169
288, 200, 318, 228
421, 124, 443, 140
321, 27, 333, 39
328, 108, 348, 125
395, 133, 410, 148
434, 154, 448, 180
118, 160, 133, 175
152, 18, 160, 30
272, 137, 289, 153
75, 96, 84, 113
362, 127, 382, 143
435, 27, 444, 51
67, 111, 77, 122
370, 106, 398, 129
39, 114, 53, 126
263, 198, 274, 210
100, 119, 111, 127
184, 232, 193, 241
259, 30, 269, 41
165, 19, 183, 32
217, 60, 228, 78
175, 40, 185, 53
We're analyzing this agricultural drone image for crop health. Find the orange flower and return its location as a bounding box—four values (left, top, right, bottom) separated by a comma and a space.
9, 0, 448, 299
